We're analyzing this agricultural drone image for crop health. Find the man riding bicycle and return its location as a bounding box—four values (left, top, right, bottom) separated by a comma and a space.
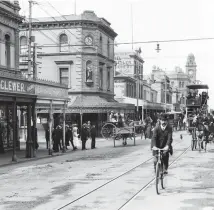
151, 114, 173, 174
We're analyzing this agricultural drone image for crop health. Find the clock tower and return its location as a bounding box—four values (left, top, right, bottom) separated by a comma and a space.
186, 53, 197, 83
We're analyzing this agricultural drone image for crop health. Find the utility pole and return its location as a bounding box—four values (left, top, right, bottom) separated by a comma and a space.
136, 71, 139, 120
165, 75, 167, 113
32, 43, 38, 79
28, 0, 33, 77
74, 0, 76, 15
131, 3, 134, 50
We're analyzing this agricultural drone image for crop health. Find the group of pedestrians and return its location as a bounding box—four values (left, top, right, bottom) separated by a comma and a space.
45, 121, 97, 152
81, 121, 96, 150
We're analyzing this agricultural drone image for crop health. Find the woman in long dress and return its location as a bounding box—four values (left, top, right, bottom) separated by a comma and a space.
72, 125, 79, 148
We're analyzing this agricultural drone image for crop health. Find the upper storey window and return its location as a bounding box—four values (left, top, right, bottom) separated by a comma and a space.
5, 34, 11, 68
107, 39, 110, 58
100, 34, 103, 53
20, 36, 27, 54
59, 34, 68, 52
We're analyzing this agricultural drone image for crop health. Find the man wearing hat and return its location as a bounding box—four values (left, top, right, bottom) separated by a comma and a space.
151, 113, 173, 174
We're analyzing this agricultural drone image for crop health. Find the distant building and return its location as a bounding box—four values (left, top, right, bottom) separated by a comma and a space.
114, 50, 163, 119
186, 53, 197, 83
19, 10, 134, 134
167, 66, 191, 111
114, 50, 144, 119
151, 66, 173, 112
166, 53, 198, 111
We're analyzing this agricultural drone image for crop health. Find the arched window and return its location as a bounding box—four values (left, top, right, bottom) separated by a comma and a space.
20, 36, 27, 54
5, 34, 11, 68
59, 33, 68, 52
86, 60, 93, 82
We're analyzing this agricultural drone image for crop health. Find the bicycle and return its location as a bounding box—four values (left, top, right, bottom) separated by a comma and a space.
152, 146, 168, 195
191, 127, 197, 151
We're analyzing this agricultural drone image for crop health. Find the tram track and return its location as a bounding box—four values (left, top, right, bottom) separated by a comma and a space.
117, 145, 191, 210
56, 137, 185, 210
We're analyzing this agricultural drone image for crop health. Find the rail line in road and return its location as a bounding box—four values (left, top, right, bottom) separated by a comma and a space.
56, 135, 186, 210
117, 145, 191, 210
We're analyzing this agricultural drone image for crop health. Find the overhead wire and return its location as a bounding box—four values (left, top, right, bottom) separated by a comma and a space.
19, 1, 208, 88
23, 1, 115, 72
39, 0, 113, 66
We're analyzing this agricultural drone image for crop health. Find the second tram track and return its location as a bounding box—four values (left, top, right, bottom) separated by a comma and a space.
56, 136, 185, 210
117, 145, 191, 210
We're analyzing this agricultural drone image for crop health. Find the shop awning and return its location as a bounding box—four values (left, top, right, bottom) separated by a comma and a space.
37, 95, 135, 114
67, 95, 135, 113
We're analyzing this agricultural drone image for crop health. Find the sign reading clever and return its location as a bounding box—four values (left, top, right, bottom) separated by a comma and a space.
0, 78, 35, 94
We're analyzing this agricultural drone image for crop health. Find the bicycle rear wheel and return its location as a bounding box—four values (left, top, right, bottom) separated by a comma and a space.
160, 163, 164, 189
155, 163, 160, 195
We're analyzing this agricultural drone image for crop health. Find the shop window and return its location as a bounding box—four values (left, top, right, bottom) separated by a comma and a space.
5, 34, 11, 68
59, 33, 68, 52
59, 68, 69, 86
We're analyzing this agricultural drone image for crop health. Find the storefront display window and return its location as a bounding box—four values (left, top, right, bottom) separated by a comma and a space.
0, 105, 13, 152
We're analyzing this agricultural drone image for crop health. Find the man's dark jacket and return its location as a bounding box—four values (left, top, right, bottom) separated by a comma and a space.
151, 124, 173, 151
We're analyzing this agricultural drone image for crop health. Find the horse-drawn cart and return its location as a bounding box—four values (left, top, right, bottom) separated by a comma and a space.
101, 121, 143, 147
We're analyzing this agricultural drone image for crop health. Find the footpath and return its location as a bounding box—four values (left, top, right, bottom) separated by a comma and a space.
0, 136, 139, 168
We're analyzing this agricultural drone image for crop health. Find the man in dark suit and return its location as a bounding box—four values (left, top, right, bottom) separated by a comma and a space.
81, 123, 88, 150
151, 114, 173, 174
91, 125, 96, 149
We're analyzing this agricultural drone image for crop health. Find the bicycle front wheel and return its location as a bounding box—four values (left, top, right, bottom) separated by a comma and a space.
160, 163, 164, 189
198, 139, 201, 152
191, 139, 195, 151
155, 163, 160, 195
204, 141, 207, 152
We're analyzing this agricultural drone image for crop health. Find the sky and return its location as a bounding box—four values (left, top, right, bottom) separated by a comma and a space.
19, 0, 214, 108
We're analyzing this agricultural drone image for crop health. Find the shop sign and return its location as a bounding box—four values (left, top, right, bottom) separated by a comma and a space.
0, 78, 35, 94
114, 53, 134, 76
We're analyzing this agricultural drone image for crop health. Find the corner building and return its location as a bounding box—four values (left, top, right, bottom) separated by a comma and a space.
19, 11, 134, 135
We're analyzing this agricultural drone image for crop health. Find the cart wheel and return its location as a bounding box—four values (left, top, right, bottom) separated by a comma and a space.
101, 123, 117, 140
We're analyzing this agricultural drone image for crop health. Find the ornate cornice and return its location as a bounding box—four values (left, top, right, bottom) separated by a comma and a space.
129, 54, 144, 64
20, 19, 117, 39
0, 4, 23, 27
